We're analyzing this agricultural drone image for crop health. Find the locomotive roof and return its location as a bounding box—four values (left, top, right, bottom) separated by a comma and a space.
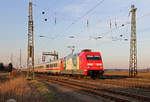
35, 59, 61, 66
64, 51, 100, 59
64, 53, 80, 59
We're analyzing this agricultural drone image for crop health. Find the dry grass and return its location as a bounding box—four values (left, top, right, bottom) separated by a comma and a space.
31, 80, 58, 102
104, 70, 150, 78
0, 76, 46, 102
104, 70, 129, 76
137, 72, 150, 78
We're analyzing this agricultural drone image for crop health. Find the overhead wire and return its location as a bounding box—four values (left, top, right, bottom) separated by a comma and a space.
75, 0, 150, 41
31, 0, 79, 55
32, 0, 150, 42
39, 0, 135, 41
66, 0, 105, 29
38, 0, 76, 39
50, 1, 150, 43
94, 11, 150, 41
52, 0, 105, 40
70, 2, 134, 41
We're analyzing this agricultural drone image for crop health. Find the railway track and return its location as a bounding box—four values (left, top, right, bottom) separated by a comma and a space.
58, 75, 150, 89
36, 74, 150, 90
47, 79, 130, 102
65, 75, 150, 90
95, 79, 150, 89
37, 75, 150, 102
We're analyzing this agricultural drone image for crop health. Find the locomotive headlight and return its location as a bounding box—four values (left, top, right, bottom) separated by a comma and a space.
84, 69, 88, 71
97, 63, 102, 66
87, 63, 93, 66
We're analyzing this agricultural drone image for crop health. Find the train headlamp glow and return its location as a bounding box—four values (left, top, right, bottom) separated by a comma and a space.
87, 63, 93, 66
97, 63, 102, 66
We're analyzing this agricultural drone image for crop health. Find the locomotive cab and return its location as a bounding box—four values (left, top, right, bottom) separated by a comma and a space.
79, 52, 104, 79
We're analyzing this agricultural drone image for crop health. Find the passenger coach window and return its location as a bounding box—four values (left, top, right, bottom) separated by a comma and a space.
46, 65, 49, 68
86, 55, 101, 60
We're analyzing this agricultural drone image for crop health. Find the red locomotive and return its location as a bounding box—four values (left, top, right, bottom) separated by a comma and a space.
34, 49, 104, 79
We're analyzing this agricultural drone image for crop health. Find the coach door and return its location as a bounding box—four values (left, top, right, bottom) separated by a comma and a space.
63, 59, 66, 70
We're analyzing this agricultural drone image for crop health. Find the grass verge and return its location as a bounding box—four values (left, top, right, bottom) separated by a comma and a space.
0, 76, 46, 102
31, 80, 58, 102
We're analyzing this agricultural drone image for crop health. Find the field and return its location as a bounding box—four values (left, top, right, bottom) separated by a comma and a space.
0, 70, 150, 102
0, 71, 52, 102
104, 70, 150, 78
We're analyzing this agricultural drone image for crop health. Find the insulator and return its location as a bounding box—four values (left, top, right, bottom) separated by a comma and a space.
55, 17, 56, 24
97, 36, 102, 39
69, 36, 75, 38
42, 11, 45, 14
122, 24, 125, 26
44, 18, 48, 21
124, 39, 128, 41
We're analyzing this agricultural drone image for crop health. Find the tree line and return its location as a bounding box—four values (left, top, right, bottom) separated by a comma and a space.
0, 62, 13, 72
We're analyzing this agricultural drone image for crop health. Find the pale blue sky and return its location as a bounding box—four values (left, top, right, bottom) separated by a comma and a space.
0, 0, 150, 69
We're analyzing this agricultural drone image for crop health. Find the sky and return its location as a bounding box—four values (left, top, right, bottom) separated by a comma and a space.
0, 0, 150, 69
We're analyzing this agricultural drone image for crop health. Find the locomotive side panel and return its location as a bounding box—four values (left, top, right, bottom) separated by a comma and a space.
66, 58, 74, 70
61, 55, 83, 75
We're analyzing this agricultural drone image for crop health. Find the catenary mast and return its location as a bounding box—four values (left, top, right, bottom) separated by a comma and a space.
27, 2, 35, 80
129, 5, 137, 77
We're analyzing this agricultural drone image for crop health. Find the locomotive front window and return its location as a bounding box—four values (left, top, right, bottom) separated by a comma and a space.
86, 55, 101, 60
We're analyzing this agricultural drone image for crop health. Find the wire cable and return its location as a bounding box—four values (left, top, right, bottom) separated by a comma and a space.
52, 0, 105, 39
